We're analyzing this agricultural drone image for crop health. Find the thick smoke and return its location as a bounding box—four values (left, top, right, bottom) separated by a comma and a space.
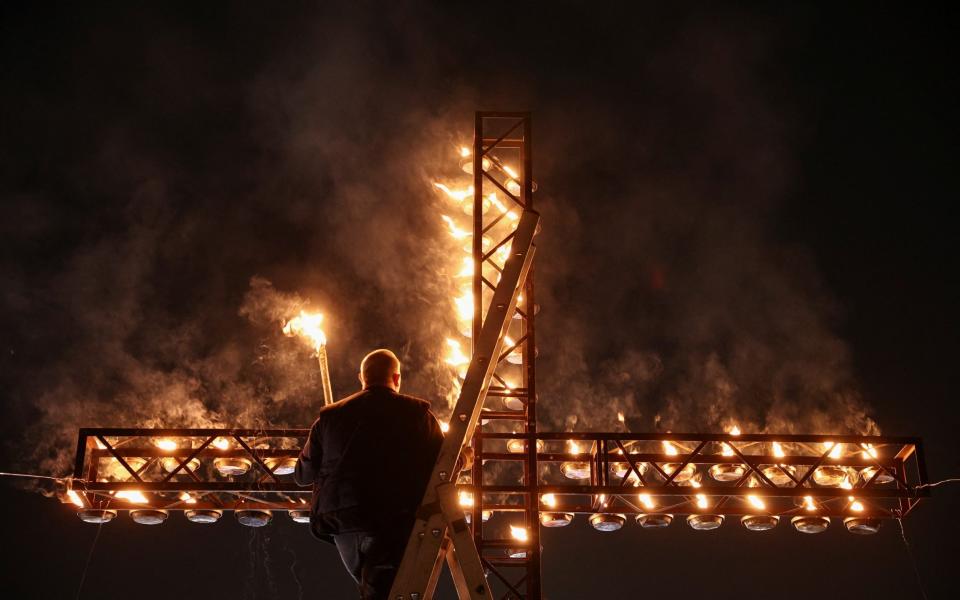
1, 5, 878, 480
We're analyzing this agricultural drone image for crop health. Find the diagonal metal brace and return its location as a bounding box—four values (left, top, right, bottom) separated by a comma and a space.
389, 208, 539, 600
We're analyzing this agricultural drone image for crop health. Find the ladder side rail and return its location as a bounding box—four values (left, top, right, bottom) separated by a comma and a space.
389, 209, 540, 600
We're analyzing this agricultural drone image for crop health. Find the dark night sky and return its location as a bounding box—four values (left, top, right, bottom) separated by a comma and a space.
1, 2, 957, 599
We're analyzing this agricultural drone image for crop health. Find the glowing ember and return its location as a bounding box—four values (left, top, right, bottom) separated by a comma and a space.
115, 490, 148, 504
282, 310, 327, 351
510, 525, 529, 542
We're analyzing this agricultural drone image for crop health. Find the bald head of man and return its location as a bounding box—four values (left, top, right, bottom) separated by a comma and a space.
359, 349, 402, 391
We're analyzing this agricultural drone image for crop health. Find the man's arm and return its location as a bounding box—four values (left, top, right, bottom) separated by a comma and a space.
294, 417, 322, 486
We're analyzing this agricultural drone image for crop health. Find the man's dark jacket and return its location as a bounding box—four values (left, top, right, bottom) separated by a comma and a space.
294, 386, 444, 542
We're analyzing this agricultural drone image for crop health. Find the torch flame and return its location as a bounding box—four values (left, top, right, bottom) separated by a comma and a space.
510, 525, 529, 542
439, 421, 450, 434
772, 441, 785, 458
454, 290, 474, 323
212, 437, 230, 450
728, 425, 741, 436
567, 440, 583, 455
459, 146, 471, 158
695, 493, 709, 509
541, 493, 557, 508
282, 310, 327, 351
850, 498, 864, 512
458, 490, 474, 508
747, 495, 766, 511
803, 495, 817, 512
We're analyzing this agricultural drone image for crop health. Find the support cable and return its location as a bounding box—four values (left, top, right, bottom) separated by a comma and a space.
895, 517, 928, 600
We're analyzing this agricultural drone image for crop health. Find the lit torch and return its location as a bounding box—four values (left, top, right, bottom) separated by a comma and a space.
283, 310, 334, 406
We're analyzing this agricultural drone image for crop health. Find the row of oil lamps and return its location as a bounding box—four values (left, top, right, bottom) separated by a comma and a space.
75, 506, 308, 527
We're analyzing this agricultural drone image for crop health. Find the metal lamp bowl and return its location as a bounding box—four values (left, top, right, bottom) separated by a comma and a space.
687, 514, 724, 531
77, 509, 117, 524
741, 515, 779, 531
130, 509, 168, 525
636, 514, 673, 529
791, 515, 830, 534
236, 509, 273, 527
185, 509, 223, 524
589, 513, 626, 532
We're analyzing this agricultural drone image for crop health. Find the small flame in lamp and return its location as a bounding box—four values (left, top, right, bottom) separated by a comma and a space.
844, 498, 881, 534
687, 480, 724, 531
761, 441, 796, 486
458, 490, 474, 508
115, 490, 149, 504
635, 493, 673, 529
179, 492, 197, 505
812, 442, 853, 487
66, 489, 86, 508
506, 436, 544, 454
560, 440, 592, 480
155, 439, 201, 474
742, 492, 779, 532
439, 421, 450, 434
540, 493, 574, 528
212, 438, 252, 477
859, 444, 894, 484
660, 440, 696, 483
444, 338, 470, 376
709, 427, 745, 482
791, 496, 830, 534
282, 310, 327, 351
510, 525, 529, 542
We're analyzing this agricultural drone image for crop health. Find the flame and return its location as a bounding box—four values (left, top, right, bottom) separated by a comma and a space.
662, 440, 678, 456
772, 441, 785, 458
541, 493, 557, 508
617, 412, 625, 424
282, 310, 327, 350
489, 193, 519, 221
695, 494, 708, 509
747, 495, 766, 511
180, 492, 197, 505
212, 437, 230, 450
116, 490, 148, 504
861, 443, 879, 459
434, 183, 474, 203
444, 339, 470, 368
721, 442, 735, 457
803, 495, 817, 512
728, 425, 741, 436
155, 439, 177, 452
510, 525, 529, 542
459, 146, 471, 158
441, 214, 471, 240
458, 490, 474, 508
839, 476, 853, 490
850, 499, 864, 512
456, 257, 474, 278
66, 489, 85, 508
439, 421, 450, 434
454, 290, 474, 323
567, 440, 583, 455
502, 165, 519, 179
638, 493, 655, 511
823, 441, 843, 459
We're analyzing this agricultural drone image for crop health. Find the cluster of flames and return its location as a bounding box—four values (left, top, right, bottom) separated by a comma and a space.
433, 145, 522, 408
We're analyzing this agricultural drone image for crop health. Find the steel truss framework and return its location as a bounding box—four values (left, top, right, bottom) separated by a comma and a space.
63, 113, 930, 600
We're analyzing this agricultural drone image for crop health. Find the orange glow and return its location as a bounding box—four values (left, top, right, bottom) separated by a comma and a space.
772, 441, 785, 458
433, 183, 474, 203
441, 214, 470, 240
212, 437, 230, 450
444, 338, 469, 368
747, 495, 766, 511
728, 425, 741, 436
803, 495, 817, 512
458, 490, 474, 508
662, 440, 678, 456
823, 441, 843, 459
541, 493, 557, 508
439, 421, 450, 434
567, 440, 583, 455
850, 499, 864, 512
180, 492, 197, 505
861, 443, 879, 459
